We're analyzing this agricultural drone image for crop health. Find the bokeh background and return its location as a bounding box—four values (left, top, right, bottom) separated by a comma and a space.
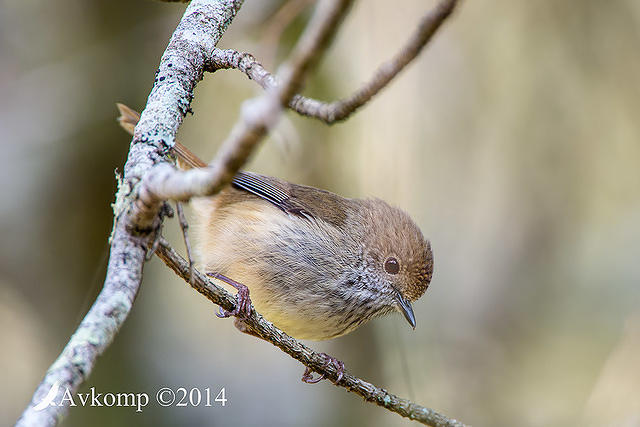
2, 0, 640, 426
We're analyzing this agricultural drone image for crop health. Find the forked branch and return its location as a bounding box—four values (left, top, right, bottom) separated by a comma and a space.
209, 0, 457, 123
129, 0, 354, 224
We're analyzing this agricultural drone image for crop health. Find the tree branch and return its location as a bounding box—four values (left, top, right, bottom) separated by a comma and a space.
209, 0, 457, 124
17, 1, 244, 425
155, 239, 467, 427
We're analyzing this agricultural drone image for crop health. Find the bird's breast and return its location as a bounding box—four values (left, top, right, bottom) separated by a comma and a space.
192, 197, 368, 340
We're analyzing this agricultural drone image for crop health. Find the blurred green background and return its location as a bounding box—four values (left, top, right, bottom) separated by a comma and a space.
2, 0, 640, 426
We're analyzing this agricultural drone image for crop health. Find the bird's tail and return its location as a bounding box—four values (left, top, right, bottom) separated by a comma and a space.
116, 103, 207, 169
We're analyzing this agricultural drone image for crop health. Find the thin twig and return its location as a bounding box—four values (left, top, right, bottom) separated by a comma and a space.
155, 239, 468, 427
175, 202, 195, 284
210, 0, 457, 124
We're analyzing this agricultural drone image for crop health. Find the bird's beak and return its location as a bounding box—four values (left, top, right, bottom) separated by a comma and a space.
395, 292, 416, 329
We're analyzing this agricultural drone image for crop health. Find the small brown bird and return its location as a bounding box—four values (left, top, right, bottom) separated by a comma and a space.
117, 104, 433, 343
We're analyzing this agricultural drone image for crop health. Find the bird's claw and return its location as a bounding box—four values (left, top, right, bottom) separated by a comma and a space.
301, 353, 345, 384
207, 272, 252, 318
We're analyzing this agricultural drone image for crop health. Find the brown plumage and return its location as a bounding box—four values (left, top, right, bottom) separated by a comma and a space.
117, 104, 434, 340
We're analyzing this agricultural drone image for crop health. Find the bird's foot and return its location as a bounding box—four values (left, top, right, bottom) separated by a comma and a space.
301, 353, 345, 384
206, 272, 252, 318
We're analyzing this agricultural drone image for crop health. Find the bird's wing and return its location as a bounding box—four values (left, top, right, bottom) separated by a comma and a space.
231, 172, 349, 227
232, 172, 313, 219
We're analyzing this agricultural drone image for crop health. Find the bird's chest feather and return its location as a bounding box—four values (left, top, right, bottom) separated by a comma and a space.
194, 200, 373, 339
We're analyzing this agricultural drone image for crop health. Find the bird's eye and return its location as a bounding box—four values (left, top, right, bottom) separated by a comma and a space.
384, 257, 400, 274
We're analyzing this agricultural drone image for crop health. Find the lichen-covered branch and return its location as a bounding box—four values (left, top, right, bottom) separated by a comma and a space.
155, 239, 467, 427
209, 0, 458, 124
17, 1, 244, 425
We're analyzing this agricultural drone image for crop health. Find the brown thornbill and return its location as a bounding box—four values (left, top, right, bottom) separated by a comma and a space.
117, 104, 434, 380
